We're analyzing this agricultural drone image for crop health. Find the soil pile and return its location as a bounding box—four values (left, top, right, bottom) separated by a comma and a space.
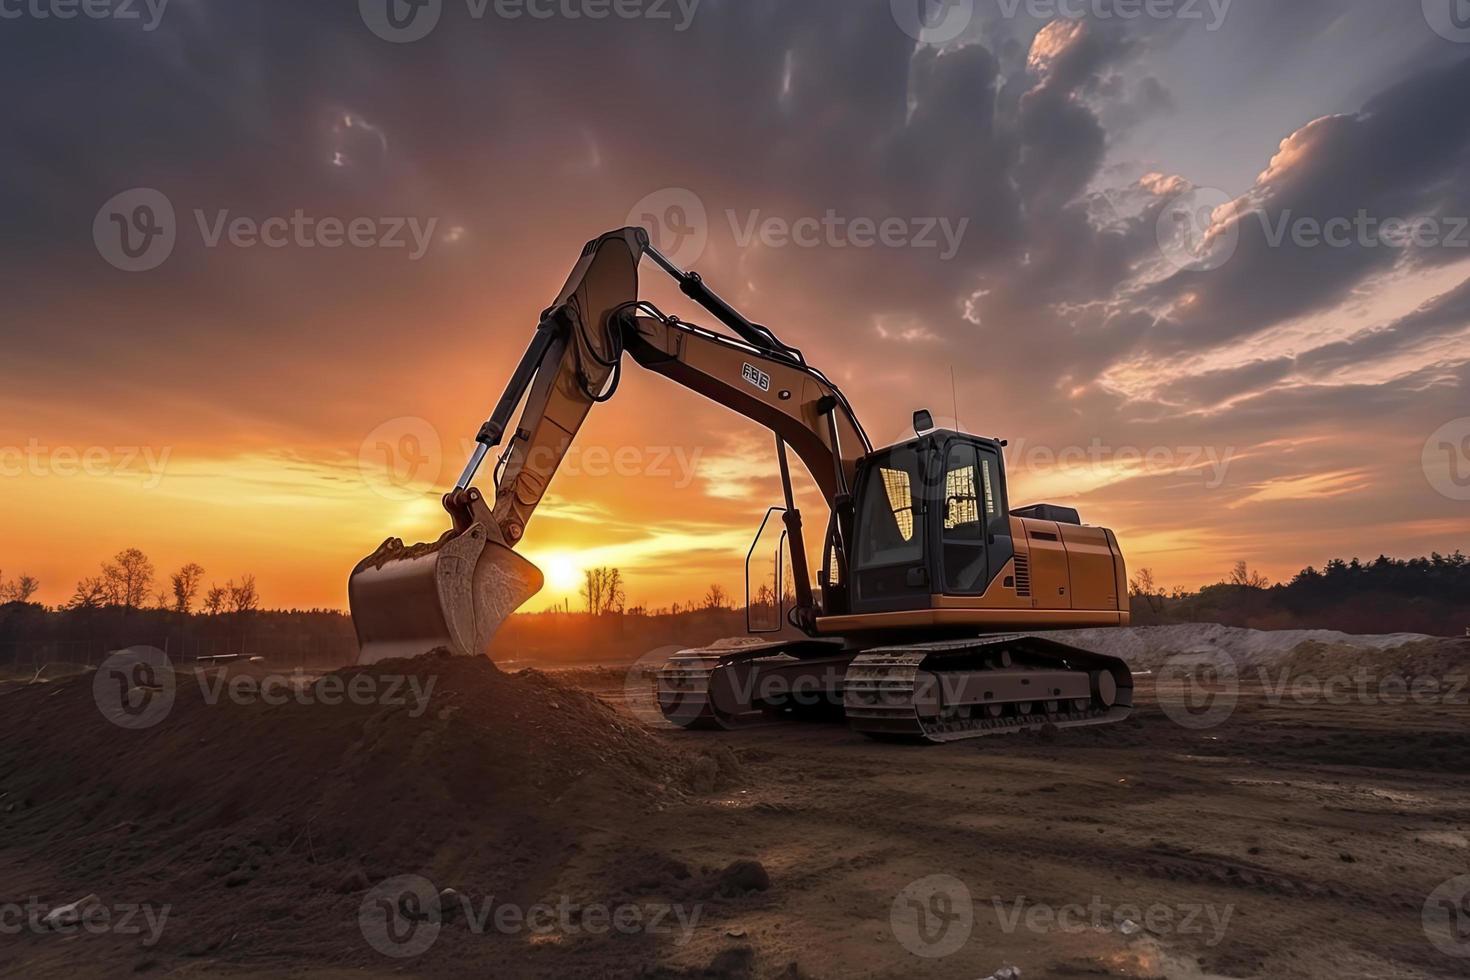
0, 651, 717, 974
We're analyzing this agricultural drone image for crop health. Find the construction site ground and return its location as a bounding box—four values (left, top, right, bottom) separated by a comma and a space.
1, 629, 1467, 979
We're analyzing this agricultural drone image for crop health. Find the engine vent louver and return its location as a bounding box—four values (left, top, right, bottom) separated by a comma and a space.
1012, 554, 1032, 597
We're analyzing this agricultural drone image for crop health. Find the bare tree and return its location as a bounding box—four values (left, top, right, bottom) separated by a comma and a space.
604, 568, 626, 615
0, 571, 40, 604
12, 575, 39, 603
171, 563, 206, 614
704, 583, 727, 611
1228, 560, 1271, 590
580, 568, 603, 615
102, 548, 155, 610
580, 567, 627, 615
227, 575, 260, 614
69, 576, 109, 610
1129, 567, 1157, 597
1129, 567, 1164, 612
203, 585, 228, 617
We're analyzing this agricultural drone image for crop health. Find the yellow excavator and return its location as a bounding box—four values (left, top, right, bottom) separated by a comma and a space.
349, 228, 1133, 742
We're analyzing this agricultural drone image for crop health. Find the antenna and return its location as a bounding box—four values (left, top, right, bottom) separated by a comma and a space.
950, 366, 961, 429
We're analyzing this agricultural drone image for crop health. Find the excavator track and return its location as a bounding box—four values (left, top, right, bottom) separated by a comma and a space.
657, 639, 852, 730
843, 634, 1133, 743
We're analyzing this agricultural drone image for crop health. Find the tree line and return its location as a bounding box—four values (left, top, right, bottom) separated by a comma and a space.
1129, 552, 1470, 636
0, 549, 261, 616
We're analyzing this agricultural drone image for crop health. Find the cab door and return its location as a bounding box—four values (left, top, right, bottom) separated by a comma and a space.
939, 440, 1013, 595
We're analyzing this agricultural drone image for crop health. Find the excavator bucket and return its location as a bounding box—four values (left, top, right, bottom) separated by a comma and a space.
349, 500, 543, 666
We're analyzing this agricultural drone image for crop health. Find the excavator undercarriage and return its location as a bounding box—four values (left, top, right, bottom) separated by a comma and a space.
349, 226, 1135, 744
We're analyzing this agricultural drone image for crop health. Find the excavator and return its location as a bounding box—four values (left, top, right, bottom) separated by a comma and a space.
349, 227, 1133, 743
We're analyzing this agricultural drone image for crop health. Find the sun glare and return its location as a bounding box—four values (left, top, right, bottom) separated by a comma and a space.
541, 553, 584, 592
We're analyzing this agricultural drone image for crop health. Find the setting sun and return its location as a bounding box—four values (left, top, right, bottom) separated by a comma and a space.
538, 553, 585, 594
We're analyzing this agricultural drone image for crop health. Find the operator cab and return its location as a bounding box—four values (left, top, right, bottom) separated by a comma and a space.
828, 422, 1015, 616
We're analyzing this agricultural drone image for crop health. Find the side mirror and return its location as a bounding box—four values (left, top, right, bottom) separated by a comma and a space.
913, 409, 934, 435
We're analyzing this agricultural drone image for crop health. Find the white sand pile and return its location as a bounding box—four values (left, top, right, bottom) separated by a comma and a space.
1038, 624, 1447, 671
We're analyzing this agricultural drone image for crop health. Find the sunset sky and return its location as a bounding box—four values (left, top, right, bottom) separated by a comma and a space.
3, 1, 1469, 612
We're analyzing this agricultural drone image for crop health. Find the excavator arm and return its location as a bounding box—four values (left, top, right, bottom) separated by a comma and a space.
475, 229, 869, 545
350, 228, 869, 663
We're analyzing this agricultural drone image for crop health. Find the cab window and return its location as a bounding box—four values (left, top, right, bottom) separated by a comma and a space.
854, 447, 926, 570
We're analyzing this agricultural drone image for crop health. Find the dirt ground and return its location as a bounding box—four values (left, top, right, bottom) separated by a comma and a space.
1, 645, 1468, 979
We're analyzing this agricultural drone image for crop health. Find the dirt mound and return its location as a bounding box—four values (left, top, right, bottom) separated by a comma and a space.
0, 652, 715, 974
